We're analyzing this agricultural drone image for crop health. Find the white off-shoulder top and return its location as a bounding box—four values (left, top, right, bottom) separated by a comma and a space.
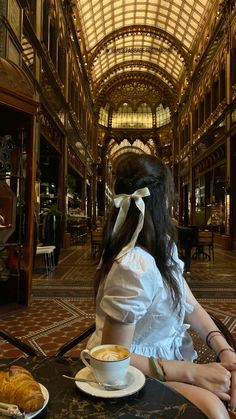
87, 243, 197, 361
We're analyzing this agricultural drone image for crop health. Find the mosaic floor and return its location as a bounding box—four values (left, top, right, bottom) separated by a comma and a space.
0, 242, 236, 358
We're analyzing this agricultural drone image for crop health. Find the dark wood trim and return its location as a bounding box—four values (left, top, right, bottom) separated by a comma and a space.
0, 88, 37, 115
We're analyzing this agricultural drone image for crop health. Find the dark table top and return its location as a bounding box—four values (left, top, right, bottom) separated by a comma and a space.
0, 356, 207, 418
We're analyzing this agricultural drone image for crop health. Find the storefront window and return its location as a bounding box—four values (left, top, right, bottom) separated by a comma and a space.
194, 165, 225, 230
194, 176, 205, 226
210, 165, 225, 230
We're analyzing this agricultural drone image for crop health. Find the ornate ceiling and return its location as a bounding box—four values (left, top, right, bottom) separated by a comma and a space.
73, 0, 221, 161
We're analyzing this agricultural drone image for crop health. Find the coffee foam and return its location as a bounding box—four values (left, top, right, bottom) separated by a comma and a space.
92, 346, 129, 361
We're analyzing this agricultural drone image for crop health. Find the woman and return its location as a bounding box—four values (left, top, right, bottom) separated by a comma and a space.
88, 154, 236, 418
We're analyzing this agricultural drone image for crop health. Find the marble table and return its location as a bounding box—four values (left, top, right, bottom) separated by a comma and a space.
0, 356, 207, 418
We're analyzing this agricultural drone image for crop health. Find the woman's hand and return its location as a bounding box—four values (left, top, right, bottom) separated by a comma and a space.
219, 350, 236, 410
190, 362, 234, 401
230, 370, 236, 411
160, 359, 236, 402
131, 353, 236, 406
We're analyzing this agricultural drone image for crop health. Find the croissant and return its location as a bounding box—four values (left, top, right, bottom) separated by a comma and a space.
0, 365, 45, 412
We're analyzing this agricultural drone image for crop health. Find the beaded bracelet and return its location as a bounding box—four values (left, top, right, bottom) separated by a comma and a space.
149, 356, 165, 382
217, 347, 235, 358
207, 332, 224, 349
206, 330, 223, 348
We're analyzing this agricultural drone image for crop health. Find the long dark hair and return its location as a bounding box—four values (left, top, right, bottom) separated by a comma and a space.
95, 153, 180, 307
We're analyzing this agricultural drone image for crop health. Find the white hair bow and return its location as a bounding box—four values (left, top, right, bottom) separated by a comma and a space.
112, 187, 150, 259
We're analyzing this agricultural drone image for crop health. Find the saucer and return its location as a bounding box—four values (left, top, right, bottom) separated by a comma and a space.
26, 384, 49, 418
75, 366, 145, 398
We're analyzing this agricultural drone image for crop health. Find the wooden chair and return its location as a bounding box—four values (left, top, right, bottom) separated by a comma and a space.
0, 325, 96, 358
91, 229, 103, 258
0, 329, 38, 357
55, 314, 235, 359
1, 315, 235, 360
189, 315, 235, 363
192, 229, 214, 261
177, 225, 198, 273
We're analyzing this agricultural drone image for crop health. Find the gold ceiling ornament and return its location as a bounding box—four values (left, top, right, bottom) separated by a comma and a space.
108, 82, 161, 112
108, 131, 160, 146
93, 60, 179, 95
95, 72, 177, 113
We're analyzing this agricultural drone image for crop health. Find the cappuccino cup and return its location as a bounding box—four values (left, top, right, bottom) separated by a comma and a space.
80, 344, 130, 386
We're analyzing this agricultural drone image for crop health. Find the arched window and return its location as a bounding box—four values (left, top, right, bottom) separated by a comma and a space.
99, 105, 109, 127
156, 104, 171, 127
112, 103, 152, 128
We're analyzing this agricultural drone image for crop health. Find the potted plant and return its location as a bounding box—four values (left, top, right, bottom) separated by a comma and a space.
42, 204, 62, 265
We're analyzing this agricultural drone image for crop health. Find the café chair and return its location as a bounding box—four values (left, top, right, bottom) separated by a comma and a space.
189, 315, 235, 363
177, 225, 199, 273
70, 224, 88, 245
91, 229, 103, 258
0, 329, 38, 357
0, 315, 235, 361
0, 325, 96, 358
192, 228, 214, 261
55, 315, 235, 360
55, 323, 96, 356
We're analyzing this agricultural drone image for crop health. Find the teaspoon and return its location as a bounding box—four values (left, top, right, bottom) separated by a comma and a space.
62, 374, 128, 390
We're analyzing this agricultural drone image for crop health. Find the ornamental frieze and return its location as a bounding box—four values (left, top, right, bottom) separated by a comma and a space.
192, 100, 227, 143
193, 144, 225, 177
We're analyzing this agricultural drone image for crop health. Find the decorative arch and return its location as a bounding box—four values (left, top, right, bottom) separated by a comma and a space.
94, 60, 179, 94
88, 25, 191, 78
95, 71, 177, 113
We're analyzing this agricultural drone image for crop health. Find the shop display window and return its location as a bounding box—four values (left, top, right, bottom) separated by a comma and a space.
194, 165, 225, 231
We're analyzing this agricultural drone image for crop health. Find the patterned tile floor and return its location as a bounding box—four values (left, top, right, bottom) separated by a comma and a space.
0, 242, 236, 358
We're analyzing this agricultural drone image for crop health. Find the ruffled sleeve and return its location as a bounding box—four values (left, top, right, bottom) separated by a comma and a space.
184, 301, 194, 314
100, 248, 162, 324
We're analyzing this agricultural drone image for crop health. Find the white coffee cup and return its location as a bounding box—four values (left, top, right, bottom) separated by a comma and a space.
80, 344, 130, 386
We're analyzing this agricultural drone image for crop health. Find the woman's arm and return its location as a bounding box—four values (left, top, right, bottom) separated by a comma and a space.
101, 314, 236, 402
101, 315, 135, 347
185, 280, 235, 355
184, 279, 236, 407
131, 352, 235, 402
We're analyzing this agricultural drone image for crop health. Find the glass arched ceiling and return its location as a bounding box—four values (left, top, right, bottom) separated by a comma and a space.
90, 34, 183, 84
74, 0, 218, 110
95, 61, 177, 91
76, 0, 213, 52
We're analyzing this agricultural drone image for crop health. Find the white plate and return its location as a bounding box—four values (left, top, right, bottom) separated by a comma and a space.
25, 383, 49, 418
75, 366, 145, 398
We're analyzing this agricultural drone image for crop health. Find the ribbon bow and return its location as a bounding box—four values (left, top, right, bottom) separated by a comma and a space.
112, 187, 150, 259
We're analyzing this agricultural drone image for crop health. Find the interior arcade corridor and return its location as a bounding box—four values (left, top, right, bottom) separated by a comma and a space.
1, 3, 236, 418
0, 239, 235, 358
0, 1, 236, 337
